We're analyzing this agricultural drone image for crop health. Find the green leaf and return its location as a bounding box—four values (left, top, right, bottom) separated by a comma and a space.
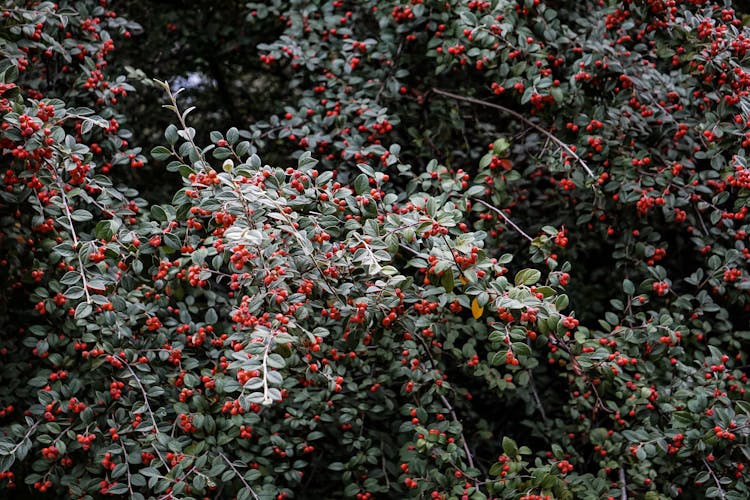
213, 147, 231, 160
1, 64, 19, 84
441, 271, 455, 292
502, 436, 518, 457
555, 294, 569, 311
511, 342, 531, 357
70, 209, 93, 222
535, 286, 555, 298
151, 146, 172, 161
671, 411, 693, 426
298, 151, 318, 169
163, 232, 181, 250
550, 86, 564, 103
353, 173, 369, 195
492, 138, 510, 155
60, 271, 82, 285
344, 483, 361, 497
75, 302, 93, 319
64, 286, 86, 300
28, 377, 48, 387
111, 463, 128, 479
515, 268, 541, 286
244, 469, 262, 482
227, 127, 239, 144
237, 487, 255, 500
94, 220, 118, 240
0, 454, 14, 473
479, 153, 494, 169
165, 124, 179, 145
151, 205, 168, 222
736, 400, 750, 416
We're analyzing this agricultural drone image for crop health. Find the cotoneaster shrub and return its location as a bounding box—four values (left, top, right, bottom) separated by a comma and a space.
0, 1, 749, 499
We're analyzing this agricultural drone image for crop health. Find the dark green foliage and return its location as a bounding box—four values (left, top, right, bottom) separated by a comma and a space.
0, 1, 749, 499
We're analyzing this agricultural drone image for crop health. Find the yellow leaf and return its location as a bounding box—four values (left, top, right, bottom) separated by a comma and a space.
471, 298, 484, 319
459, 275, 468, 285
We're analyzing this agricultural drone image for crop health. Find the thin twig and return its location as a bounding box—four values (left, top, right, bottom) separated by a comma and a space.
410, 333, 477, 471
119, 358, 171, 473
119, 439, 135, 498
547, 330, 585, 379
158, 81, 208, 170
693, 202, 711, 237
439, 393, 476, 470
218, 450, 260, 500
473, 198, 533, 242
380, 441, 391, 490
588, 378, 614, 415
702, 457, 727, 500
47, 161, 92, 304
5, 420, 39, 456
441, 234, 468, 280
273, 202, 343, 304
432, 88, 595, 179
527, 367, 549, 425
261, 340, 273, 406
619, 466, 627, 500
375, 38, 405, 103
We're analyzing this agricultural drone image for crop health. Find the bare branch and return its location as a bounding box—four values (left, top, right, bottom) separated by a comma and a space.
473, 198, 533, 242
432, 88, 595, 179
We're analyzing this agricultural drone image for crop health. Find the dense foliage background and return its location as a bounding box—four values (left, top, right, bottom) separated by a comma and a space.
1, 0, 749, 498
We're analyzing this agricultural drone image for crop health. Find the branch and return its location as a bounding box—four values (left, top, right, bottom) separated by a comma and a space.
432, 88, 595, 179
47, 160, 92, 304
702, 457, 727, 500
272, 200, 343, 304
119, 440, 135, 498
439, 393, 476, 470
375, 38, 405, 104
119, 358, 172, 474
218, 450, 259, 500
158, 80, 208, 170
410, 333, 477, 472
473, 198, 533, 242
619, 466, 627, 500
379, 441, 391, 490
261, 339, 273, 406
4, 420, 39, 457
441, 234, 468, 281
527, 366, 549, 426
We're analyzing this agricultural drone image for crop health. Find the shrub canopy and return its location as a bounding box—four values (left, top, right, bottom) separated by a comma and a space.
1, 1, 749, 499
